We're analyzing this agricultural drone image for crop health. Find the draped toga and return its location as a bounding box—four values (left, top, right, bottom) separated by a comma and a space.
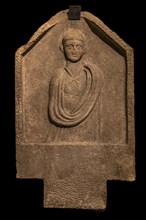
47, 63, 104, 142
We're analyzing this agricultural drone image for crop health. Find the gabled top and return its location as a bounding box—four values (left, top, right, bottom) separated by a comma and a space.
16, 10, 133, 57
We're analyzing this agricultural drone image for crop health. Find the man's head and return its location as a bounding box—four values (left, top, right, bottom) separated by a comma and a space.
61, 29, 86, 62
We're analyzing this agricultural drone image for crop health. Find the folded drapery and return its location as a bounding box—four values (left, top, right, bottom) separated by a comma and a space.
49, 63, 104, 127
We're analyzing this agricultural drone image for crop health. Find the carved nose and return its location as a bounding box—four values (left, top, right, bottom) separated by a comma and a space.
73, 46, 78, 51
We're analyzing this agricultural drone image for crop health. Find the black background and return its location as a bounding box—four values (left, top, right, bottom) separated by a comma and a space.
1, 0, 145, 218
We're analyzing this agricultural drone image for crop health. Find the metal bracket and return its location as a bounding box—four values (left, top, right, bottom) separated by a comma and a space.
68, 5, 81, 20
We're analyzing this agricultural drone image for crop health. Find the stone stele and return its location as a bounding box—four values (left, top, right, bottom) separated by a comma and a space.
16, 9, 135, 210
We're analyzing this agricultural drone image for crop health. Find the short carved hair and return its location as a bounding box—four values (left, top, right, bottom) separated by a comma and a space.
62, 28, 85, 44
60, 28, 86, 52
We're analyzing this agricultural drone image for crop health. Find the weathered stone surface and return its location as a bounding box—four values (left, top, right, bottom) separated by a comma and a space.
16, 9, 135, 210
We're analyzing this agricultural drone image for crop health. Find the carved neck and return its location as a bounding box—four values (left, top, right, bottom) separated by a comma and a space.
66, 61, 83, 76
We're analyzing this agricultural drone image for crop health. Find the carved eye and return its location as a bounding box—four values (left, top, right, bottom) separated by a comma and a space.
76, 44, 82, 49
66, 44, 73, 49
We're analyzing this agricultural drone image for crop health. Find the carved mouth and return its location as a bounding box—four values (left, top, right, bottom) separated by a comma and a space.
71, 54, 78, 57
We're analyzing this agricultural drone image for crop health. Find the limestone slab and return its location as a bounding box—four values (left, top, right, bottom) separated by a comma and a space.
16, 9, 135, 210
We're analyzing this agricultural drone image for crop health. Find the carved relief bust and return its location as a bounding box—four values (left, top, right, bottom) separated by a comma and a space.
47, 28, 104, 142
49, 28, 104, 127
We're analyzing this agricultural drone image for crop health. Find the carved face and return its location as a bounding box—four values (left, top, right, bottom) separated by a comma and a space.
63, 39, 85, 62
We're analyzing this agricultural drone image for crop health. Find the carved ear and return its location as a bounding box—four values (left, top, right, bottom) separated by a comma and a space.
83, 46, 86, 55
59, 43, 64, 52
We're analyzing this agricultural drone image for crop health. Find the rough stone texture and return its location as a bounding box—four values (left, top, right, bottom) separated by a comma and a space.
16, 9, 135, 210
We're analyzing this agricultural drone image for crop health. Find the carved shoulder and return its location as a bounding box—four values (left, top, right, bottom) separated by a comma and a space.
49, 68, 64, 90
84, 63, 104, 84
